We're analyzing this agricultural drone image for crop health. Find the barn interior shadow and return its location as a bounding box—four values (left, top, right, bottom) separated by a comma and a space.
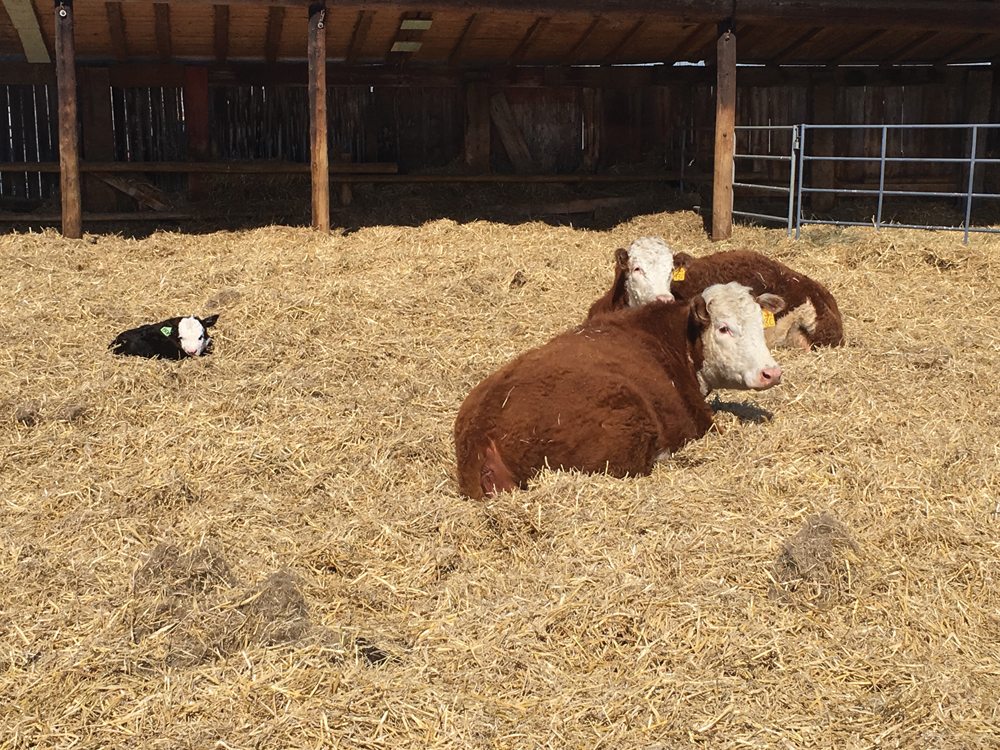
0, 179, 704, 239
710, 397, 774, 424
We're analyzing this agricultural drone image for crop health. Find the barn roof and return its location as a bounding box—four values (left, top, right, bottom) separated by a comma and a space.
1, 0, 998, 68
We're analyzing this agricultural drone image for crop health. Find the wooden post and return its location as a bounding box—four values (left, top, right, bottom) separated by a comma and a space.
810, 83, 837, 212
581, 88, 602, 172
79, 67, 117, 212
54, 0, 82, 238
711, 20, 736, 242
183, 66, 210, 200
463, 82, 491, 172
307, 1, 329, 232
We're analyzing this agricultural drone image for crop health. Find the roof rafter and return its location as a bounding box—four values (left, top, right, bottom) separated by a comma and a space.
448, 12, 483, 66
2, 0, 50, 63
509, 16, 551, 64
265, 5, 285, 63
346, 10, 375, 63
105, 2, 127, 62
154, 2, 172, 61
563, 15, 603, 64
602, 17, 646, 63
772, 27, 824, 64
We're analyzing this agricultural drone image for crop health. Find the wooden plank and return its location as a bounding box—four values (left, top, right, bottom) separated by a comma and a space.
602, 17, 645, 63
105, 2, 127, 61
55, 0, 82, 238
832, 29, 886, 63
0, 161, 399, 174
308, 1, 329, 231
183, 66, 210, 199
214, 4, 229, 62
345, 10, 374, 63
772, 27, 823, 64
2, 0, 50, 63
581, 87, 601, 171
662, 24, 715, 62
154, 3, 172, 60
265, 5, 285, 63
463, 81, 491, 171
448, 12, 481, 66
509, 16, 549, 64
810, 84, 836, 212
489, 92, 535, 173
93, 173, 171, 210
563, 15, 602, 64
889, 30, 938, 62
79, 67, 118, 211
962, 69, 993, 196
711, 21, 735, 241
0, 211, 192, 222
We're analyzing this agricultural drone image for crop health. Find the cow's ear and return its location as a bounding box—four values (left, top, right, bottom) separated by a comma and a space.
756, 293, 785, 314
690, 295, 711, 327
201, 314, 219, 328
614, 248, 629, 269
673, 251, 693, 268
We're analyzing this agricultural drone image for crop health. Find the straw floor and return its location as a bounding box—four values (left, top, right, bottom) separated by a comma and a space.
1, 211, 999, 749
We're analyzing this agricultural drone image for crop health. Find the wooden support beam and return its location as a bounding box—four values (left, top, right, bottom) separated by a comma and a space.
345, 10, 374, 63
602, 18, 645, 63
265, 6, 286, 63
509, 16, 549, 64
832, 29, 886, 63
563, 15, 602, 64
154, 2, 171, 60
772, 27, 823, 64
55, 0, 82, 238
463, 82, 491, 172
0, 161, 398, 174
105, 2, 127, 61
490, 92, 535, 173
183, 66, 210, 199
712, 21, 735, 242
449, 13, 482, 66
214, 4, 229, 62
308, 1, 329, 232
79, 67, 118, 212
2, 0, 50, 62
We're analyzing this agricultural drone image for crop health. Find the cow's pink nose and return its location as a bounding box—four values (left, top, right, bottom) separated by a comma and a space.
655, 294, 674, 303
759, 366, 782, 386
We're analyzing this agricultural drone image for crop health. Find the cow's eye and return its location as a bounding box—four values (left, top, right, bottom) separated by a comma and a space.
719, 325, 732, 335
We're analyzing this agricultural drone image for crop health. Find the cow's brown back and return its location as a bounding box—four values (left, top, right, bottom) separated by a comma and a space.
672, 250, 844, 348
454, 302, 713, 498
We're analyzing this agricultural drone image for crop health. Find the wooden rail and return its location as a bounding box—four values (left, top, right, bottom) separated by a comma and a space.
0, 161, 398, 174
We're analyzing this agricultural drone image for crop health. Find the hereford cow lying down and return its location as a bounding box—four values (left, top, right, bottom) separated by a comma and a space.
670, 250, 844, 349
455, 282, 785, 499
586, 236, 677, 319
109, 314, 219, 360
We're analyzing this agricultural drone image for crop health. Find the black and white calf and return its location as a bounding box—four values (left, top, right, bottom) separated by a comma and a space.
109, 315, 219, 360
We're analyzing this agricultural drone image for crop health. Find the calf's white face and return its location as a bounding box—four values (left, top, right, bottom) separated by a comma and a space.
695, 282, 785, 393
623, 236, 676, 306
177, 316, 211, 357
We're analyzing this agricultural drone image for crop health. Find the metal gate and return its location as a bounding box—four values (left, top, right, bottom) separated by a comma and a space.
733, 123, 1000, 244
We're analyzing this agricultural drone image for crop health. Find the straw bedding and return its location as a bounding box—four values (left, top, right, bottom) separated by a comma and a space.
1, 211, 999, 748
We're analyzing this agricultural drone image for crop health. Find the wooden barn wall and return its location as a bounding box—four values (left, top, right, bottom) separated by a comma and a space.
0, 84, 59, 202
1, 68, 996, 208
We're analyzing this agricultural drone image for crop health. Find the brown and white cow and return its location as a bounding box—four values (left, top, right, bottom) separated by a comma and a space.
670, 250, 844, 349
455, 282, 785, 499
586, 236, 678, 319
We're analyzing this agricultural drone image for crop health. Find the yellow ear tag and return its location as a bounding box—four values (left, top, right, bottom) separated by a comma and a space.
761, 310, 776, 328
160, 326, 173, 337
672, 267, 686, 281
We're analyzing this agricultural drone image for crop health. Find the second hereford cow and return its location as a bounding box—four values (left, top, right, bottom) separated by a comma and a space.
455, 282, 785, 499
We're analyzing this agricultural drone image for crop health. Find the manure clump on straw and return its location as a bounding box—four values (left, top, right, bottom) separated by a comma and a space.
771, 511, 862, 608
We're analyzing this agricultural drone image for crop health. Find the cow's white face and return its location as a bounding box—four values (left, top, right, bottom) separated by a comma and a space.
624, 236, 676, 307
177, 316, 211, 357
695, 282, 785, 393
